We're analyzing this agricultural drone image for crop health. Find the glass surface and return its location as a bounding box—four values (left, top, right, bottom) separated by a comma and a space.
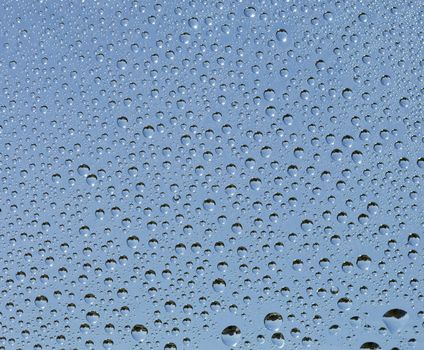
0, 1, 423, 349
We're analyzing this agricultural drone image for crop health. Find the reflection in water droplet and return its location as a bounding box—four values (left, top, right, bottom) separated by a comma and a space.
383, 309, 409, 333
221, 326, 241, 347
264, 312, 283, 331
360, 342, 381, 350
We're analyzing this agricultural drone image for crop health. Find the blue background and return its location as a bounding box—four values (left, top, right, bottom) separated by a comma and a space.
0, 0, 423, 349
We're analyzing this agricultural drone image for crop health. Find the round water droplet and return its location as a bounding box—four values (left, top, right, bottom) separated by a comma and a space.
276, 29, 288, 42
221, 326, 241, 347
131, 324, 148, 342
271, 332, 285, 348
264, 312, 283, 331
34, 295, 48, 309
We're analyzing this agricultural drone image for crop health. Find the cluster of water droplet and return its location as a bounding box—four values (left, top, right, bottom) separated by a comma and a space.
0, 0, 423, 349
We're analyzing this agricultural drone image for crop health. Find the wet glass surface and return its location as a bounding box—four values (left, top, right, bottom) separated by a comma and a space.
0, 0, 423, 349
